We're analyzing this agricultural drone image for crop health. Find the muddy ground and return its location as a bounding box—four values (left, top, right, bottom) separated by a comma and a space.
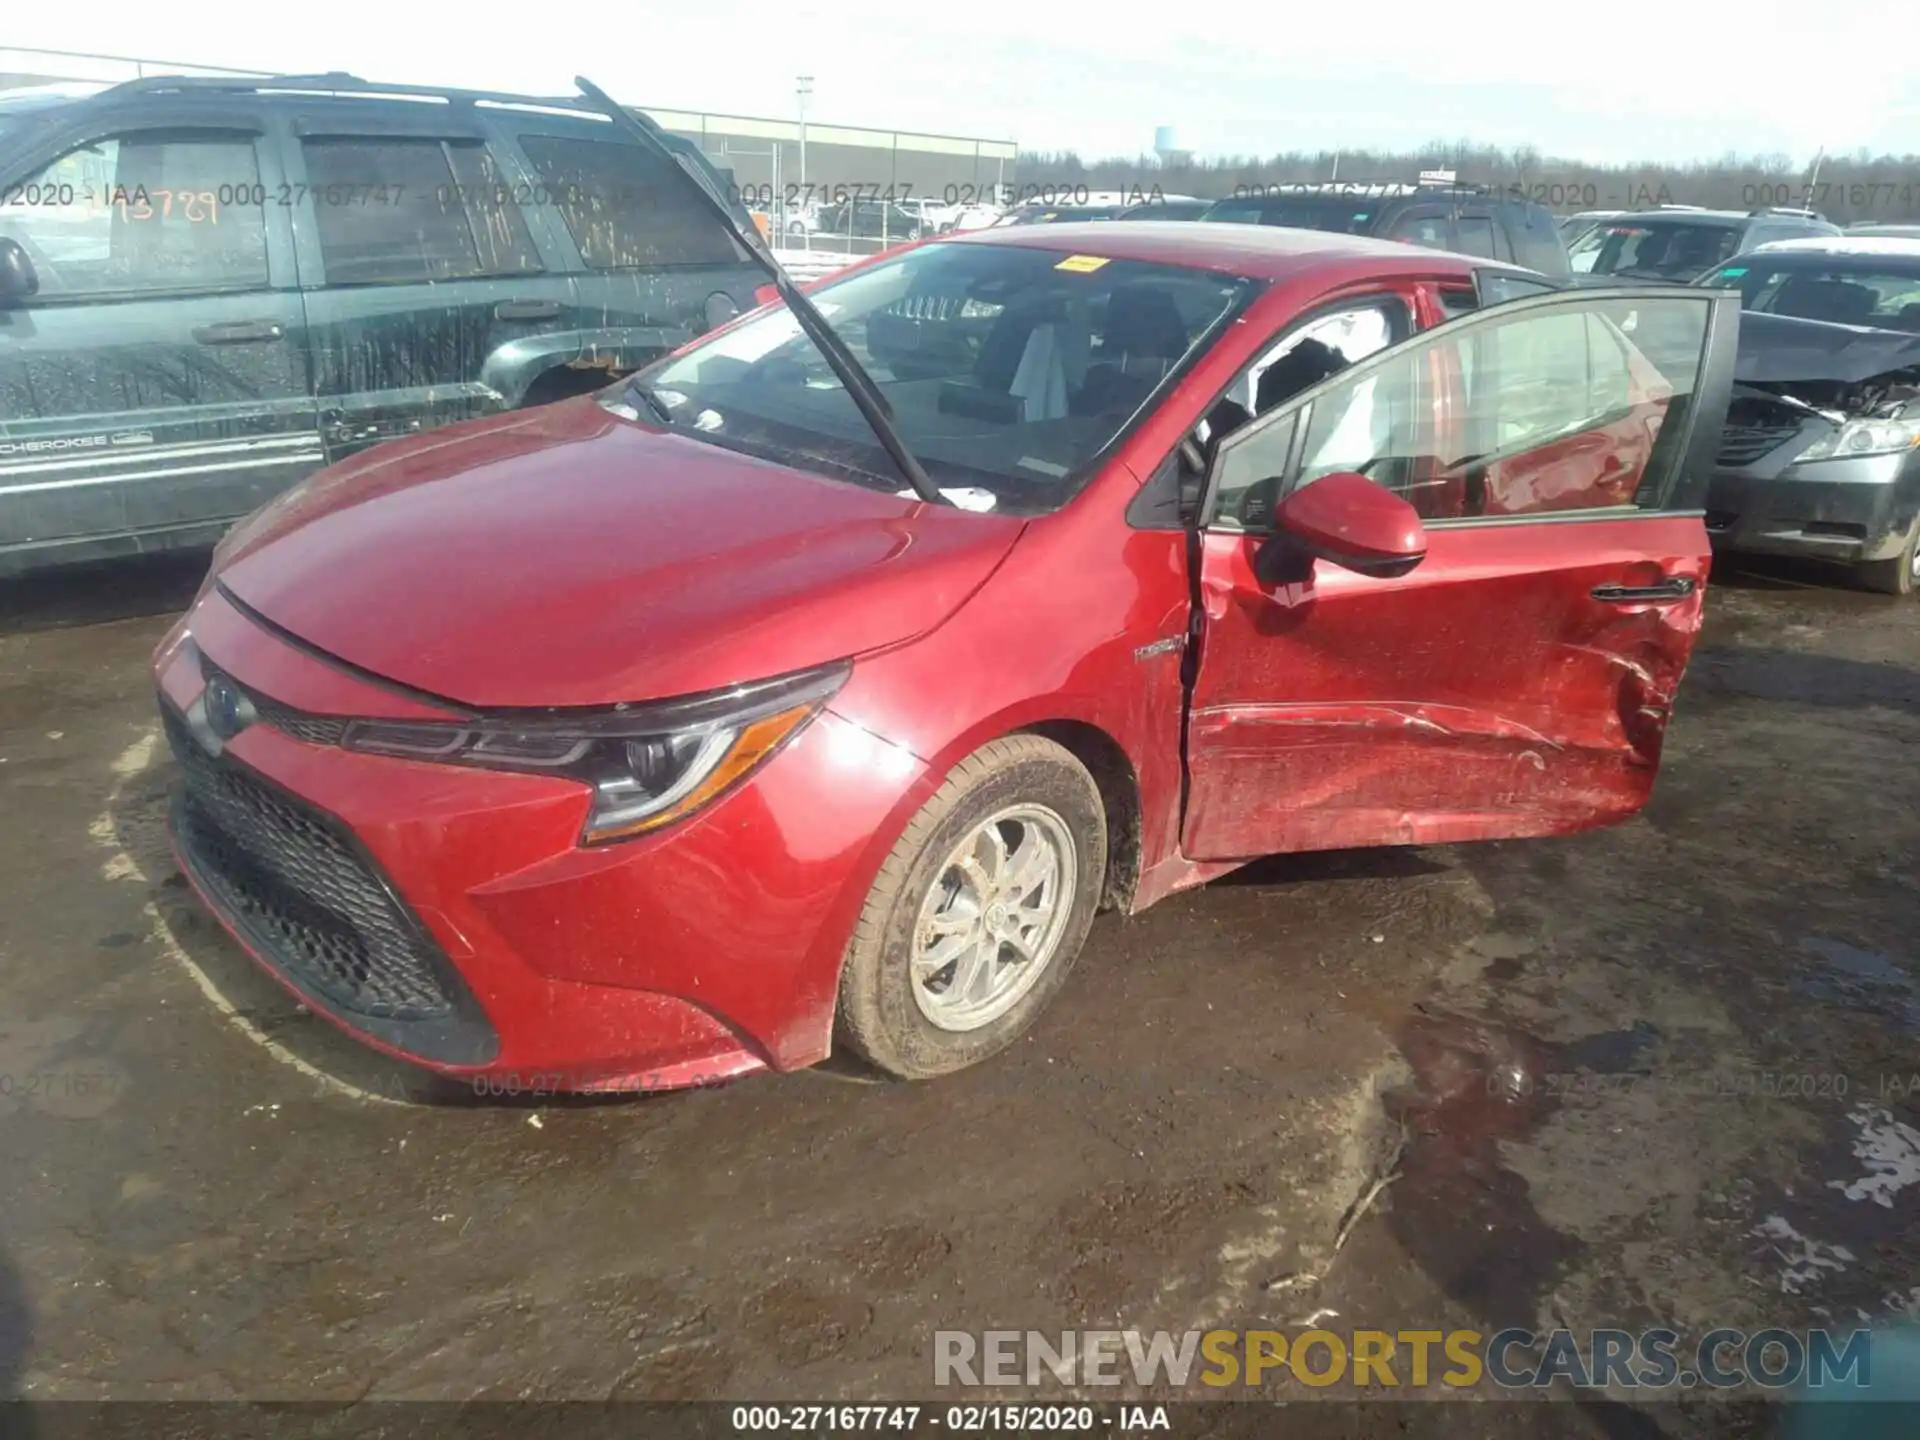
0, 551, 1914, 1436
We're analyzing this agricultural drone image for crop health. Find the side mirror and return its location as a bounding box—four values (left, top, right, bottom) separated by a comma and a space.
0, 238, 38, 308
1270, 470, 1426, 579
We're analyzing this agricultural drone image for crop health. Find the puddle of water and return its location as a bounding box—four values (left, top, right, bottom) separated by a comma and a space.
1380, 1008, 1658, 1322
1795, 938, 1920, 1036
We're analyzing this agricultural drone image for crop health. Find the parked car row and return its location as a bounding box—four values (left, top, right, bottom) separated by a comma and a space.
782, 195, 1006, 246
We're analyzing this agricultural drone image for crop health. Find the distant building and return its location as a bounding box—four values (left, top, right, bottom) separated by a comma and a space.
651, 107, 1016, 212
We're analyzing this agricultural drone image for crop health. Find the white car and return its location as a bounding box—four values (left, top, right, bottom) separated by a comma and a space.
893, 196, 959, 230
941, 202, 1004, 233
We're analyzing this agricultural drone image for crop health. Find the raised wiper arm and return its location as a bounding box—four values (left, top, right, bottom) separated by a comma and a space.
573, 75, 944, 506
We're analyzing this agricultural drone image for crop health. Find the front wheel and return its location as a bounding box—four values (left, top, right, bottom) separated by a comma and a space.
835, 735, 1107, 1079
1857, 516, 1920, 596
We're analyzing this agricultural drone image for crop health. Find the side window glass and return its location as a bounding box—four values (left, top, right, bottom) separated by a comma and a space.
1480, 272, 1562, 306
1234, 304, 1397, 415
519, 134, 749, 269
1212, 296, 1712, 527
1211, 413, 1300, 526
300, 138, 541, 284
0, 131, 268, 298
1454, 214, 1498, 259
1491, 217, 1516, 264
1385, 207, 1450, 249
444, 145, 545, 276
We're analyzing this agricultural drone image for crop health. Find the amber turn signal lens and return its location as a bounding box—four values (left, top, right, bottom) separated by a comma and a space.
584, 701, 820, 843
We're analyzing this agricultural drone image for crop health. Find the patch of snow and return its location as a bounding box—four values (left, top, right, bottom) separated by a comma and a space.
1831, 1104, 1920, 1208
1750, 1214, 1854, 1294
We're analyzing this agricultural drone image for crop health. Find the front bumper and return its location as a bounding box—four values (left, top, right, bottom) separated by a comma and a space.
1706, 450, 1919, 564
154, 590, 931, 1091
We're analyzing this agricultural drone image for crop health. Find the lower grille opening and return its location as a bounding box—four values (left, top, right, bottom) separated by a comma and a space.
162, 704, 496, 1060
1803, 521, 1868, 540
1717, 422, 1801, 466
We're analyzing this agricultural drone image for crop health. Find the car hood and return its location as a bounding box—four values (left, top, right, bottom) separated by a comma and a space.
1733, 311, 1920, 386
213, 400, 1025, 709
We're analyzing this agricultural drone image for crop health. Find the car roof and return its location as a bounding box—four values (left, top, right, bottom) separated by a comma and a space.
0, 72, 664, 138
948, 219, 1493, 281
1748, 235, 1920, 258
0, 83, 114, 115
1602, 210, 1750, 226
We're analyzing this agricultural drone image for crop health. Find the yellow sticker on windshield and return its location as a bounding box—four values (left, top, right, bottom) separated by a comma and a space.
1055, 254, 1110, 273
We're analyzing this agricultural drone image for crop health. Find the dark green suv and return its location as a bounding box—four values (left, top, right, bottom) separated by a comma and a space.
0, 72, 764, 575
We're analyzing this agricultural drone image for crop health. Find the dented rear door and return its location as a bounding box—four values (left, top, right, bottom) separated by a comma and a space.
1181, 286, 1740, 861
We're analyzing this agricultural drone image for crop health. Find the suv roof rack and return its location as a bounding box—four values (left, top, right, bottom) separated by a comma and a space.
1751, 205, 1822, 219
95, 70, 595, 112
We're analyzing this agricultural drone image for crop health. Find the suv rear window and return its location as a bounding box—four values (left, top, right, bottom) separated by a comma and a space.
1508, 205, 1573, 278
1570, 220, 1744, 281
519, 134, 748, 269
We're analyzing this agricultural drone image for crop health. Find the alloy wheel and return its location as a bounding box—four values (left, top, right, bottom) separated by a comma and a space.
909, 805, 1077, 1032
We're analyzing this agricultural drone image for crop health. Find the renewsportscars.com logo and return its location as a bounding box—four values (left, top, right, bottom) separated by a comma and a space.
934, 1327, 1874, 1392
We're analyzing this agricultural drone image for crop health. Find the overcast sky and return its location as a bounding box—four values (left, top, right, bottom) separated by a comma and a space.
10, 2, 1917, 165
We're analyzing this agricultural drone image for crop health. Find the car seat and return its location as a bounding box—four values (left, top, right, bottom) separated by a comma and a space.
1074, 285, 1191, 415
1255, 336, 1349, 413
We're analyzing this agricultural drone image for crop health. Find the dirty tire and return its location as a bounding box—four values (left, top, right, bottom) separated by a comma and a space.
1857, 517, 1919, 597
836, 735, 1107, 1080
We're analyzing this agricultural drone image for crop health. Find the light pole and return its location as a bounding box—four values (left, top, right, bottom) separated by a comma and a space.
796, 75, 813, 251
796, 75, 813, 193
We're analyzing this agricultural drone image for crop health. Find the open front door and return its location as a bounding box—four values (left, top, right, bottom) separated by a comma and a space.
1181, 286, 1740, 862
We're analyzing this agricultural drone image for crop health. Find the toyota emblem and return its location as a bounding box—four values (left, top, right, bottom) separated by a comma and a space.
203, 675, 253, 741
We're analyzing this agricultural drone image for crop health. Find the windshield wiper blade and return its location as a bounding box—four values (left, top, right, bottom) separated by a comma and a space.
623, 375, 676, 426
573, 75, 946, 507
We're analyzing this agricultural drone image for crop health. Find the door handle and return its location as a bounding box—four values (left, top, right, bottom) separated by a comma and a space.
1591, 577, 1696, 603
494, 299, 562, 321
192, 320, 285, 344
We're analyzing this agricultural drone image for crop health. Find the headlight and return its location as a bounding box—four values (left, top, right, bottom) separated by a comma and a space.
1797, 416, 1920, 462
341, 662, 849, 845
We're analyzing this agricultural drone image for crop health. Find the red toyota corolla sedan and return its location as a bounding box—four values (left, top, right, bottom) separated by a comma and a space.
153, 222, 1739, 1092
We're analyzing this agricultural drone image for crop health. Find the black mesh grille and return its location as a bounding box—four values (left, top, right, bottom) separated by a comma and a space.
1717, 420, 1801, 466
251, 692, 351, 747
163, 706, 462, 1023
198, 659, 351, 747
